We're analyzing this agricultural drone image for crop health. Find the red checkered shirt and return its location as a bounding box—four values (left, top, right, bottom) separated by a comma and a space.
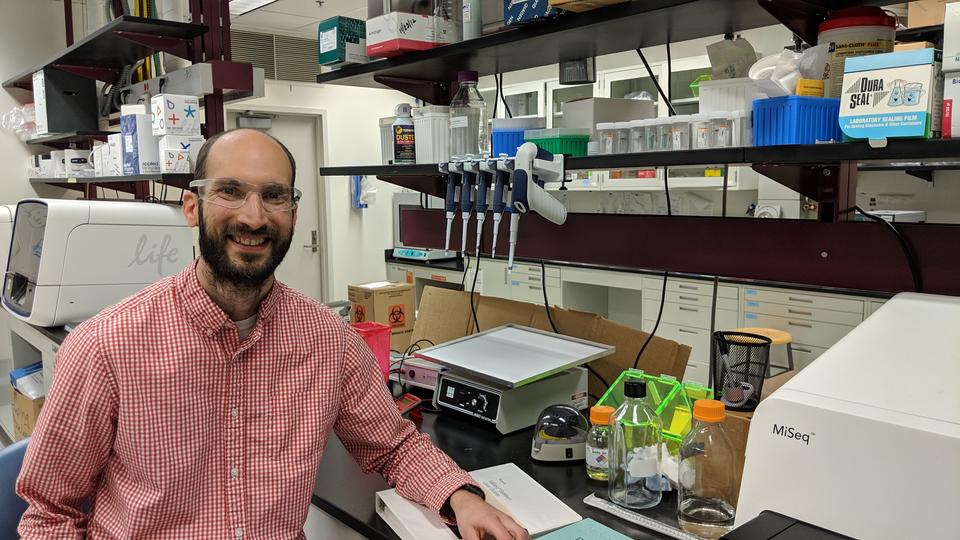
17, 261, 476, 539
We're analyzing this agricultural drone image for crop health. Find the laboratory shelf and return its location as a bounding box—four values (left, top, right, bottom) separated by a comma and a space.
25, 130, 115, 146
2, 15, 207, 101
317, 139, 960, 177
895, 24, 944, 47
30, 174, 192, 189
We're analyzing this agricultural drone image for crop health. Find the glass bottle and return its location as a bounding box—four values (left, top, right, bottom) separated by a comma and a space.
678, 399, 737, 539
608, 380, 662, 509
586, 405, 614, 481
449, 70, 489, 159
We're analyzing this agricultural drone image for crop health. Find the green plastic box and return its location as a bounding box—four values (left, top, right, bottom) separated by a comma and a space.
597, 369, 714, 452
523, 128, 590, 157
317, 16, 366, 66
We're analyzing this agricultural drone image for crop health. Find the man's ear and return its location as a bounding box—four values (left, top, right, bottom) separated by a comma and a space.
182, 191, 199, 227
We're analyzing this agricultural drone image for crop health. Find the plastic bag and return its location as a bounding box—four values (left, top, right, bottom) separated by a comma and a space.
1, 103, 37, 141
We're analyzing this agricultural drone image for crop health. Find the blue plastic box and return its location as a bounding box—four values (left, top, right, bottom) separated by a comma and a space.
492, 129, 526, 157
504, 0, 561, 26
752, 96, 842, 146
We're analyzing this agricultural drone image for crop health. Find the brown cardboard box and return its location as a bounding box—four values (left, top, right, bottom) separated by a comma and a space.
409, 286, 692, 397
908, 0, 959, 27
895, 41, 937, 51
348, 281, 416, 352
10, 383, 44, 441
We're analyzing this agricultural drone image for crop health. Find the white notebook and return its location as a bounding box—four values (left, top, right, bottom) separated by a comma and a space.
375, 463, 582, 540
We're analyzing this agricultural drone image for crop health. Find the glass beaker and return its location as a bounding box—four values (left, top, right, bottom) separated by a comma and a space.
904, 82, 924, 106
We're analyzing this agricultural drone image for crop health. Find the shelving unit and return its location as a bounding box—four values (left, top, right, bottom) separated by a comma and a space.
25, 130, 114, 147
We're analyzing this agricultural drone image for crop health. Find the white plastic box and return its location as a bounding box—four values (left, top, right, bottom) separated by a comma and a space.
159, 135, 204, 172
943, 3, 960, 72
365, 12, 457, 58
107, 133, 124, 176
413, 105, 450, 164
698, 78, 767, 146
150, 93, 201, 136
121, 105, 160, 175
944, 71, 960, 138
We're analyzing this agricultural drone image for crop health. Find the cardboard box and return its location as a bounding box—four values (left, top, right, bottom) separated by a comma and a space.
908, 0, 959, 28
150, 93, 201, 136
894, 41, 936, 52
409, 286, 691, 397
318, 16, 367, 65
839, 48, 943, 141
559, 97, 656, 137
944, 3, 960, 71
504, 0, 562, 26
121, 105, 160, 175
9, 383, 44, 441
943, 71, 960, 137
365, 13, 457, 58
548, 0, 624, 12
348, 281, 416, 351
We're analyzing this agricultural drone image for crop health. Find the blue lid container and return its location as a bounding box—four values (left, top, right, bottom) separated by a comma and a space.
491, 118, 546, 157
752, 96, 842, 146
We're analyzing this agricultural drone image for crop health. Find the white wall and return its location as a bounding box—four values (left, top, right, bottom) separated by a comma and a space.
227, 80, 414, 301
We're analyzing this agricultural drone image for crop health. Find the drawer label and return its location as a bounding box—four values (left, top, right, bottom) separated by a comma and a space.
745, 312, 758, 320
745, 288, 757, 296
746, 301, 760, 308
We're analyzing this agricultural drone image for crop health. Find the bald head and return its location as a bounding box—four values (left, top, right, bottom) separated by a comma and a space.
194, 128, 297, 186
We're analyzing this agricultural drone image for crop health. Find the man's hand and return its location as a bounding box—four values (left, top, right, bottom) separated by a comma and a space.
449, 489, 531, 540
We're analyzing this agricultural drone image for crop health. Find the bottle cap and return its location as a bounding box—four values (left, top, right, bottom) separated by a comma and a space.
623, 380, 646, 399
590, 405, 615, 425
693, 399, 726, 422
457, 70, 479, 83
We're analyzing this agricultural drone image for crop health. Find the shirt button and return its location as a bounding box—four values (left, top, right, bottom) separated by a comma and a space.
231, 407, 239, 419
235, 527, 243, 538
231, 466, 239, 478
206, 329, 214, 337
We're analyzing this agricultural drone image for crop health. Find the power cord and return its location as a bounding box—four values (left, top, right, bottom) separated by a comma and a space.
854, 206, 922, 292
540, 259, 610, 392
389, 338, 436, 395
497, 73, 513, 118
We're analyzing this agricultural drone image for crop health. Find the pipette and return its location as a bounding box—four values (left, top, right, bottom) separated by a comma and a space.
509, 142, 567, 269
460, 159, 478, 255
440, 161, 463, 251
491, 157, 512, 259
476, 160, 496, 256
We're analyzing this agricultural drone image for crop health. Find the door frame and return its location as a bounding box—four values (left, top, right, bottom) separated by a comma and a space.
223, 103, 333, 301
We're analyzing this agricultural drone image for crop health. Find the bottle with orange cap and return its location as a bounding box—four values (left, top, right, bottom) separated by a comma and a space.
677, 399, 737, 539
585, 405, 615, 481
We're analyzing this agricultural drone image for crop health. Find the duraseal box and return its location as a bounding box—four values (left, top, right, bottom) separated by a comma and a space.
318, 16, 367, 65
365, 12, 457, 58
151, 93, 201, 136
839, 48, 943, 141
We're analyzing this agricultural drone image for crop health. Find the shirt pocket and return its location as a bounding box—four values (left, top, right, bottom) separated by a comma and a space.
249, 391, 324, 467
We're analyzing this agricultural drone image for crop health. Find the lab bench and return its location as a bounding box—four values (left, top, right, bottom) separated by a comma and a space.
312, 408, 680, 540
384, 253, 890, 386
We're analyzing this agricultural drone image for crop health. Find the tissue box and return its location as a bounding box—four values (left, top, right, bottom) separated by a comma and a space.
151, 93, 201, 136
839, 48, 943, 141
122, 105, 161, 175
365, 12, 457, 58
318, 16, 367, 65
943, 72, 960, 138
107, 133, 124, 176
504, 0, 562, 26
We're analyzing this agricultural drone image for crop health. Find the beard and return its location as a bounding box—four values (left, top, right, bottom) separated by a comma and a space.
197, 203, 294, 291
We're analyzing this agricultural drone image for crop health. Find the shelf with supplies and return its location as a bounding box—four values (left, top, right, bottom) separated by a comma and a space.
24, 130, 115, 147
29, 174, 193, 198
2, 15, 207, 102
318, 139, 960, 179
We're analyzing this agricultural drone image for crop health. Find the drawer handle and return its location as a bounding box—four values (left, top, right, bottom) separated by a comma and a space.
528, 276, 542, 282
788, 321, 813, 328
793, 347, 812, 353
788, 296, 814, 303
678, 284, 699, 290
678, 328, 700, 335
678, 295, 698, 301
528, 285, 542, 290
678, 306, 700, 313
787, 309, 812, 316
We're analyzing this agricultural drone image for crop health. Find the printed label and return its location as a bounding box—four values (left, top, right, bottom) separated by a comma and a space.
320, 28, 337, 53
393, 123, 416, 164
586, 446, 608, 468
462, 2, 472, 22
450, 116, 469, 129
839, 63, 939, 139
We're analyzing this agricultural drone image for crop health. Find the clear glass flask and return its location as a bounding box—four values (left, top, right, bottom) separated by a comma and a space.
678, 399, 737, 539
449, 70, 489, 159
608, 380, 662, 509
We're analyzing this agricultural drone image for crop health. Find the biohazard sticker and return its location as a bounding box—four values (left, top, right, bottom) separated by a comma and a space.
388, 304, 406, 327
353, 304, 366, 323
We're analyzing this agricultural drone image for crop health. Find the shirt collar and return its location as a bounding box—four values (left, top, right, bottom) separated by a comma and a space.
175, 260, 284, 333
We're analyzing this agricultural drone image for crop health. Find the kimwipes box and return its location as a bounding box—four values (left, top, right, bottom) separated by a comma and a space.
348, 281, 415, 351
9, 383, 44, 441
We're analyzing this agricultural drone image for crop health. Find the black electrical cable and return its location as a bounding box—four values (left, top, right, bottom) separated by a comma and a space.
855, 206, 923, 292
492, 73, 499, 119
460, 251, 471, 288
636, 48, 677, 116
469, 254, 481, 334
497, 74, 513, 118
666, 40, 673, 105
539, 260, 611, 391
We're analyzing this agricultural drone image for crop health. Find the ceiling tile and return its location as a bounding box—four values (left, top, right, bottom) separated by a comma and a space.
231, 9, 317, 30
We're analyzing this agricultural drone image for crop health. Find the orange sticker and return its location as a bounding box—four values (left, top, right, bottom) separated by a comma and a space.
406, 271, 414, 284
353, 304, 366, 323
387, 304, 406, 327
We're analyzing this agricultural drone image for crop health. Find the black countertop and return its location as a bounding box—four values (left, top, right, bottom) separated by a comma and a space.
385, 250, 894, 300
312, 411, 678, 539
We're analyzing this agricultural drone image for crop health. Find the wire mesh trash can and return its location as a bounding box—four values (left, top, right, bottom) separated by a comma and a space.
711, 331, 772, 412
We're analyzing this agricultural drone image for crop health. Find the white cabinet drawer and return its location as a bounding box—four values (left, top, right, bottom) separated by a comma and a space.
742, 287, 863, 314
643, 300, 738, 330
510, 272, 560, 289
742, 311, 854, 349
643, 277, 738, 299
683, 361, 709, 386
646, 289, 739, 312
510, 262, 560, 279
741, 299, 862, 326
563, 267, 645, 290
791, 343, 828, 371
511, 282, 562, 305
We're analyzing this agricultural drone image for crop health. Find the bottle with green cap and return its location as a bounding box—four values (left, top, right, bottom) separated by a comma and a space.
678, 399, 737, 539
608, 380, 662, 509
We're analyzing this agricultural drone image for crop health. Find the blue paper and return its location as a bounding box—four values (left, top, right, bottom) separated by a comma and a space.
538, 518, 632, 540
